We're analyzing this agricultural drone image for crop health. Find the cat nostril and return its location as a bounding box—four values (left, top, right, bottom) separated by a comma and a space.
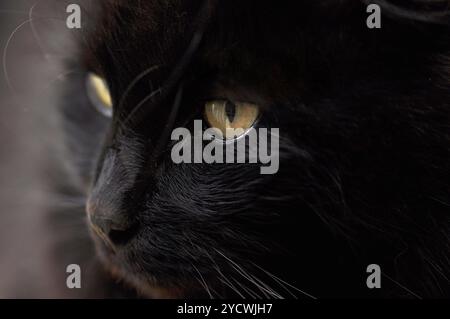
89, 213, 137, 247
108, 224, 138, 246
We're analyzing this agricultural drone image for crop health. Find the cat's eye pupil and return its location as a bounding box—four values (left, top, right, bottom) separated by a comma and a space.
225, 100, 236, 123
204, 99, 260, 140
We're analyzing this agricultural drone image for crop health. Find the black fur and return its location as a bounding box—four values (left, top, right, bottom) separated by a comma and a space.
56, 0, 450, 298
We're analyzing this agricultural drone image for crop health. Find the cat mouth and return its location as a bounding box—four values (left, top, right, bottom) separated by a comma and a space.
88, 219, 216, 298
89, 228, 195, 298
105, 261, 186, 298
92, 241, 184, 298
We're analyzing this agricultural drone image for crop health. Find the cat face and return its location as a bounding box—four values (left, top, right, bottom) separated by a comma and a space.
62, 0, 450, 297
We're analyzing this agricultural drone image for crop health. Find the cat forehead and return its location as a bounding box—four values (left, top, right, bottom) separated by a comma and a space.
85, 1, 360, 72
98, 0, 201, 38
83, 0, 203, 72
90, 0, 449, 46
95, 0, 354, 38
84, 0, 449, 81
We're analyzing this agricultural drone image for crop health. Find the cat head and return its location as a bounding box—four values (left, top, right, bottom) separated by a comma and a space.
61, 0, 450, 297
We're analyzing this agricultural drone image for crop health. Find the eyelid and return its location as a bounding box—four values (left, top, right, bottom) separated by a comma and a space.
201, 96, 265, 107
202, 81, 270, 109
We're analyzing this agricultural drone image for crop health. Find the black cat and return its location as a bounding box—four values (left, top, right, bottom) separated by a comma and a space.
46, 0, 450, 298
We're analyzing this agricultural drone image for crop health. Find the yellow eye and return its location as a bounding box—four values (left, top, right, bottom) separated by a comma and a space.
86, 72, 113, 117
204, 100, 260, 140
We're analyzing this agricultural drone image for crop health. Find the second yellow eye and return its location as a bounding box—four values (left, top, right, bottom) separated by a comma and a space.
86, 72, 113, 117
204, 100, 260, 140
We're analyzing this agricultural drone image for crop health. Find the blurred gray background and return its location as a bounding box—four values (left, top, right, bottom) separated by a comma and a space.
0, 0, 83, 297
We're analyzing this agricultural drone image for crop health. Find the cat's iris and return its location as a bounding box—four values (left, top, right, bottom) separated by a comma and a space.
204, 100, 260, 140
86, 73, 113, 117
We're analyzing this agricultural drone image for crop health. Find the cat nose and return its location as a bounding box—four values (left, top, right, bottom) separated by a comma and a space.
86, 200, 137, 247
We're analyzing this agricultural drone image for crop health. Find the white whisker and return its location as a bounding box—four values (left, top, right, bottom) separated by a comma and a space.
251, 262, 317, 299
191, 263, 213, 299
214, 249, 284, 299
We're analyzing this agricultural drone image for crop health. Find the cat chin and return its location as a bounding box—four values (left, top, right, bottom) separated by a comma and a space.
89, 228, 209, 298
119, 272, 184, 299
98, 253, 184, 298
132, 281, 185, 299
92, 241, 185, 298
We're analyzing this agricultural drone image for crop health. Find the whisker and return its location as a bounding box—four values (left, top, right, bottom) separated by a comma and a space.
217, 276, 245, 299
251, 262, 317, 299
120, 0, 217, 128
117, 65, 161, 113
3, 18, 33, 96
121, 31, 203, 128
190, 263, 213, 299
382, 273, 422, 299
214, 249, 283, 299
2, 16, 69, 99
29, 2, 47, 60
230, 276, 262, 299
204, 252, 246, 299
